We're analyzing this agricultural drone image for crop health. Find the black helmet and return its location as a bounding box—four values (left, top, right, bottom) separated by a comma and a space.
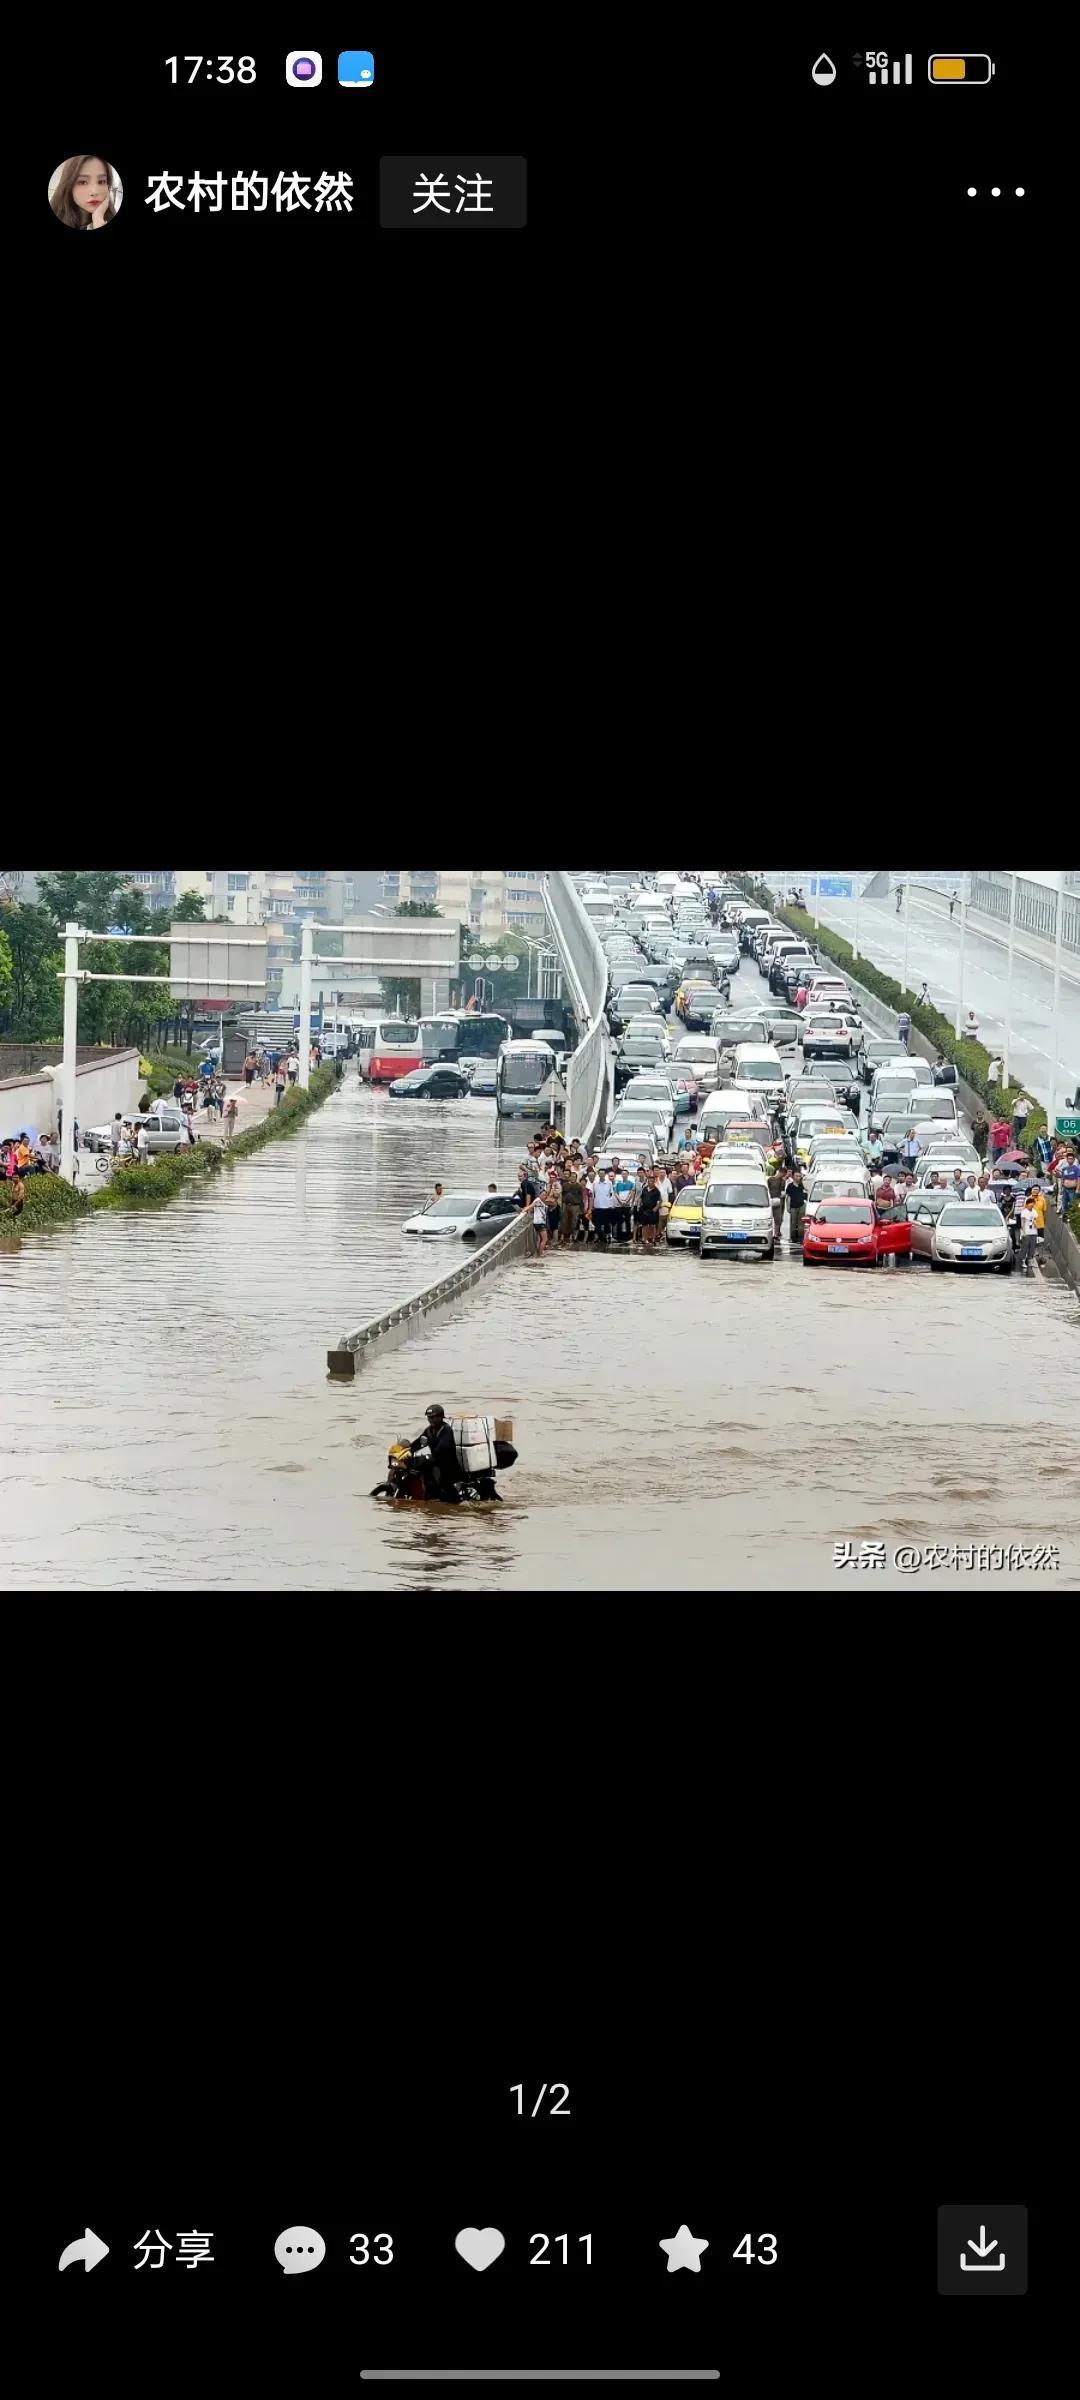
425, 1404, 445, 1422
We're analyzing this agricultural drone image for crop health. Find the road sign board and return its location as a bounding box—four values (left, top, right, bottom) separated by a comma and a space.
1056, 1115, 1080, 1137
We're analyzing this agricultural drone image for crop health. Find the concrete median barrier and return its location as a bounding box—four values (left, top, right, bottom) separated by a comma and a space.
327, 1209, 535, 1376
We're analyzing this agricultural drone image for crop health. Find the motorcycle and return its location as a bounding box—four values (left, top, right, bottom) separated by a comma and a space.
371, 1437, 518, 1507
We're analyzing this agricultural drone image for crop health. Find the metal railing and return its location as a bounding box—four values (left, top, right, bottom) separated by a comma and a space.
971, 873, 1079, 952
542, 871, 613, 1149
327, 1207, 534, 1375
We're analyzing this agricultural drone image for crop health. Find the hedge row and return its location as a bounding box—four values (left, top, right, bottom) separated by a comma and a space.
0, 1173, 92, 1234
1, 1066, 339, 1237
732, 876, 1048, 1146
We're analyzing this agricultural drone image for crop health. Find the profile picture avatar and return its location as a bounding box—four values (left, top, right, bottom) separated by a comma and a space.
49, 155, 122, 230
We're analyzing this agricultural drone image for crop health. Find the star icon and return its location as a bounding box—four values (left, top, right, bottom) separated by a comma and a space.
659, 2223, 709, 2273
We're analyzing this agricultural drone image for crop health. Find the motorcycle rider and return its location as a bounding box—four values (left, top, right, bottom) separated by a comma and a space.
408, 1404, 462, 1502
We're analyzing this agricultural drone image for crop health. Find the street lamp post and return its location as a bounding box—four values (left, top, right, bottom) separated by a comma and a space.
902, 877, 911, 997
852, 873, 860, 961
1003, 870, 1018, 1085
299, 919, 313, 1089
1048, 877, 1064, 1136
59, 922, 81, 1185
954, 893, 968, 1037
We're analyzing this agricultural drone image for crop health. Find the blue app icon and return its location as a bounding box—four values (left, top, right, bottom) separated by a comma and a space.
338, 51, 375, 88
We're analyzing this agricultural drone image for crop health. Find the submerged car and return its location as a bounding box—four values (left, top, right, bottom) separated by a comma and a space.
401, 1190, 520, 1239
930, 1202, 1013, 1272
802, 1199, 912, 1266
458, 1054, 498, 1095
387, 1065, 471, 1099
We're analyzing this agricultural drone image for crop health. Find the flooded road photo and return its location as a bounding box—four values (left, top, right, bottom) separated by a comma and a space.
3, 1074, 1078, 1591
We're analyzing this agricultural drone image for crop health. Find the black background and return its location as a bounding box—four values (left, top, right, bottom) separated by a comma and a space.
41, 1632, 1055, 2394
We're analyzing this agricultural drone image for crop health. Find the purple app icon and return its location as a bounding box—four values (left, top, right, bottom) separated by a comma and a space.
286, 51, 323, 87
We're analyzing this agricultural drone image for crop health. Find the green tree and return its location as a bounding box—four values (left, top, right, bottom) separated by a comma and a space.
0, 924, 11, 1016
173, 889, 207, 920
0, 902, 63, 1039
380, 898, 444, 1015
37, 870, 134, 932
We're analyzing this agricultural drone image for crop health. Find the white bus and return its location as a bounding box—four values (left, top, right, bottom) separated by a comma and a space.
495, 1039, 564, 1119
354, 1017, 425, 1084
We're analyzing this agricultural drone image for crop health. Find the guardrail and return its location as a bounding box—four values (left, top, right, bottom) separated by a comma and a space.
543, 871, 614, 1151
1043, 1201, 1080, 1301
327, 1209, 535, 1377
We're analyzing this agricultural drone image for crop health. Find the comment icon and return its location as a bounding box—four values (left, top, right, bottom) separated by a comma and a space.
275, 2224, 326, 2275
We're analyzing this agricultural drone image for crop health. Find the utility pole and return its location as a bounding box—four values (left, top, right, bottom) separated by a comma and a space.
902, 877, 911, 996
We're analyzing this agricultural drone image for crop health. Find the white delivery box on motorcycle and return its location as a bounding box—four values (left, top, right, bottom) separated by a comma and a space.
451, 1415, 498, 1477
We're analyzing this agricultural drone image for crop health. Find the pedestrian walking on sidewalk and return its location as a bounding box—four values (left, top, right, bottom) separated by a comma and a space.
971, 1110, 989, 1161
897, 1008, 912, 1052
287, 1051, 300, 1087
916, 981, 930, 1007
895, 884, 904, 914
274, 1063, 287, 1106
223, 1097, 239, 1142
1012, 1090, 1033, 1146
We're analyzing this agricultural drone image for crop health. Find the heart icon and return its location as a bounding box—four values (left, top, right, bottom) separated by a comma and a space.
454, 2226, 506, 2272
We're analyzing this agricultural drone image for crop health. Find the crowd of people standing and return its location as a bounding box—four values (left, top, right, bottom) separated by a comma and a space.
511, 1131, 705, 1256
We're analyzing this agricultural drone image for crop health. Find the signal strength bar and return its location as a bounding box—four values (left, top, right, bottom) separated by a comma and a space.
869, 56, 912, 83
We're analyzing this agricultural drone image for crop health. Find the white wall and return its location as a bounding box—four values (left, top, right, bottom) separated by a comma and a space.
0, 1049, 142, 1141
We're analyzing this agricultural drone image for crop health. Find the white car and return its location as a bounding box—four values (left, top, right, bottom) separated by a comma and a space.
401, 1190, 520, 1240
82, 1108, 195, 1156
914, 1147, 981, 1184
931, 1202, 1013, 1273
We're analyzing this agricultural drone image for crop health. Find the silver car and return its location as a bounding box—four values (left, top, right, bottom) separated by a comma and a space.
904, 1186, 955, 1258
930, 1201, 1013, 1272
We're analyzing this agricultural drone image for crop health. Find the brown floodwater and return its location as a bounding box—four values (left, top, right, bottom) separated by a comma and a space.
3, 1064, 1078, 1593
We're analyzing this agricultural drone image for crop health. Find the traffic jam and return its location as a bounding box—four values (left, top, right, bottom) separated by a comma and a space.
588, 873, 1023, 1274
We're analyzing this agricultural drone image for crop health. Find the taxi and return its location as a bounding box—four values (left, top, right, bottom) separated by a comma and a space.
793, 1111, 861, 1167
665, 1180, 707, 1245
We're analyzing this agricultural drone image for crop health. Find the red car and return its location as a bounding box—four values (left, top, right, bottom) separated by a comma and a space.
802, 1198, 912, 1266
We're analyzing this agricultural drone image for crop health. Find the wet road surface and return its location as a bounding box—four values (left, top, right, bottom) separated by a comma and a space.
780, 884, 1080, 1110
3, 988, 1077, 1592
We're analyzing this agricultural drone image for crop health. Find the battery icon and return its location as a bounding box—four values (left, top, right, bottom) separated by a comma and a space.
928, 54, 995, 82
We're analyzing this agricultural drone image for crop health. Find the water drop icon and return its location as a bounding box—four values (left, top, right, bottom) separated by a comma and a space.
812, 54, 837, 85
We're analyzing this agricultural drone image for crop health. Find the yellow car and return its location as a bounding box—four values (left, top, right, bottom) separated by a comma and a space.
666, 1181, 707, 1245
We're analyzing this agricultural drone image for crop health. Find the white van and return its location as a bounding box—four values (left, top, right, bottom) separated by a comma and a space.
699, 1166, 775, 1259
732, 1043, 787, 1108
696, 1088, 769, 1144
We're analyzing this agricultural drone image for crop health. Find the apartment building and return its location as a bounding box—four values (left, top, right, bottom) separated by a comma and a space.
379, 869, 547, 934
127, 868, 177, 915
